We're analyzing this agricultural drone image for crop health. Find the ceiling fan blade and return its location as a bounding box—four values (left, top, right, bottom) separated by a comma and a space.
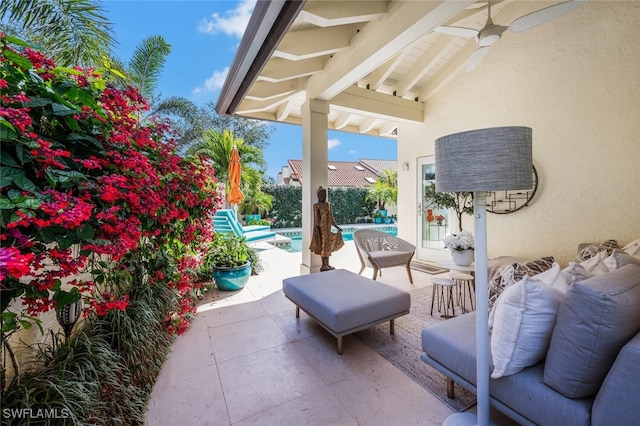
509, 0, 588, 33
435, 26, 479, 39
466, 46, 490, 72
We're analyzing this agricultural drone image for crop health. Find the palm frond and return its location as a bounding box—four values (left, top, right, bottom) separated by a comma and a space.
0, 0, 115, 67
127, 35, 171, 99
150, 96, 199, 120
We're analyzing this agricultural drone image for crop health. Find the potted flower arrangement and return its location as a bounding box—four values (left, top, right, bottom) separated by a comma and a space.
201, 233, 260, 290
443, 230, 475, 266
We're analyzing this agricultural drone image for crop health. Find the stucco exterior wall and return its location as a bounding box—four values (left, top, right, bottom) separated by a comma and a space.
397, 1, 640, 265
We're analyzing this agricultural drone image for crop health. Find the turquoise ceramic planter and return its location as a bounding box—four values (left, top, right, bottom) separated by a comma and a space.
244, 214, 261, 223
212, 262, 251, 291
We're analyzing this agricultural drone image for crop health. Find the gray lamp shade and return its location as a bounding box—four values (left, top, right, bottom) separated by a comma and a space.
435, 126, 533, 192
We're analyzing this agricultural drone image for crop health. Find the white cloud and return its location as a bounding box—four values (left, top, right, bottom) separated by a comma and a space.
348, 149, 357, 154
205, 67, 230, 90
193, 67, 229, 94
328, 138, 341, 150
198, 0, 256, 38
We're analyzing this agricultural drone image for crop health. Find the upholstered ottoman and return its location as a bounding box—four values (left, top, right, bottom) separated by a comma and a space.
283, 269, 411, 354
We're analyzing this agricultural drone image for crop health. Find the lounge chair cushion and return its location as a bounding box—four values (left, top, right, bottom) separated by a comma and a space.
367, 250, 414, 268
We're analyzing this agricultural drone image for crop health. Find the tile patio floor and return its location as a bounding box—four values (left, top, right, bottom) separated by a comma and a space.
145, 241, 516, 425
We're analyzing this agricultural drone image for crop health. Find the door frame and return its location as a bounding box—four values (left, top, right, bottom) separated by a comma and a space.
416, 156, 451, 262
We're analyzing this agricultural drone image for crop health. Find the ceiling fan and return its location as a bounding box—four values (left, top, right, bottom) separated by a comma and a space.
436, 0, 588, 71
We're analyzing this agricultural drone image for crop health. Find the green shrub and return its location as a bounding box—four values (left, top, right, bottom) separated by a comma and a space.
263, 185, 375, 228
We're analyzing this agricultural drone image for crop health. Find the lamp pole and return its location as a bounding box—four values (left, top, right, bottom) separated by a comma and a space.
473, 191, 490, 426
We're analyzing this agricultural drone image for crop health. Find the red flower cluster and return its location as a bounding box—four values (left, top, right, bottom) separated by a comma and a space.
89, 293, 130, 317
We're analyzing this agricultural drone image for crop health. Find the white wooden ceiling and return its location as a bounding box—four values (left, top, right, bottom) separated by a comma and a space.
232, 0, 561, 138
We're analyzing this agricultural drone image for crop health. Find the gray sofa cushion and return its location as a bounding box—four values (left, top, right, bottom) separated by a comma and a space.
421, 312, 593, 425
592, 332, 640, 426
543, 264, 640, 398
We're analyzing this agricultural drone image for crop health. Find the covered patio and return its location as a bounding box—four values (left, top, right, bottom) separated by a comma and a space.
200, 0, 640, 424
216, 0, 640, 268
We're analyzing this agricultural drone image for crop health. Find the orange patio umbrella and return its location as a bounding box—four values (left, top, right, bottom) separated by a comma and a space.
227, 146, 244, 205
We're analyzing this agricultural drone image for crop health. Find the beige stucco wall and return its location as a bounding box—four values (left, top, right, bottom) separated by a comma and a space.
397, 1, 640, 265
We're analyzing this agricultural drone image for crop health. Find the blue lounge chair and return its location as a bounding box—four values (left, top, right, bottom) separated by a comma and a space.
213, 209, 276, 245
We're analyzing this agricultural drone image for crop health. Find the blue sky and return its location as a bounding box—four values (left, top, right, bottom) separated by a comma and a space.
104, 0, 397, 180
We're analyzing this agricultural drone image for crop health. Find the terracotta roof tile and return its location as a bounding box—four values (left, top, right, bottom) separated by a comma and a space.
285, 159, 396, 187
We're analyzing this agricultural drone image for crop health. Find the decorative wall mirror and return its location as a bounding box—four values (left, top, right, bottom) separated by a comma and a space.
486, 164, 538, 214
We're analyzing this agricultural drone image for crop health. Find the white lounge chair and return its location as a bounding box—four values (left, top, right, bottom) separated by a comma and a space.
353, 229, 415, 283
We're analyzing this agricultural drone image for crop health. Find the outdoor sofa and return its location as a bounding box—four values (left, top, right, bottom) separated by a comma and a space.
421, 247, 640, 425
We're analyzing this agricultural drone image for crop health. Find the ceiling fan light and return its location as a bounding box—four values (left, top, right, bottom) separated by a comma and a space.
478, 33, 500, 46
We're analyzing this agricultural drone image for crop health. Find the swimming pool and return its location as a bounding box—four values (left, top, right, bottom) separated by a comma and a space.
276, 225, 397, 253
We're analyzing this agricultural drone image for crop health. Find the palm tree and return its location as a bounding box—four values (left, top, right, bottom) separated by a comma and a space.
366, 169, 398, 211
186, 130, 268, 208
0, 0, 114, 67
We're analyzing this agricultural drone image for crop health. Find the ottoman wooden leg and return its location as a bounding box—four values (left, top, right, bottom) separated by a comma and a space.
447, 378, 455, 399
337, 336, 343, 354
295, 306, 300, 317
390, 319, 395, 335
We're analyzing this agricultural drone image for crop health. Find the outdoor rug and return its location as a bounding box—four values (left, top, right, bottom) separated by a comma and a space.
410, 261, 449, 275
354, 286, 476, 412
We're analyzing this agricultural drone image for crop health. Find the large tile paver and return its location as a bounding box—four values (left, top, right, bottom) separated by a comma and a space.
146, 241, 463, 425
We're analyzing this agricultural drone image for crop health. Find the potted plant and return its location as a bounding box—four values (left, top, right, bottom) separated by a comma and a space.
240, 188, 273, 223
372, 211, 383, 224
202, 233, 257, 290
443, 230, 475, 266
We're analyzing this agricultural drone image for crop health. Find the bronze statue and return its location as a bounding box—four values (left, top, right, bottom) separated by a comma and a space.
309, 186, 343, 271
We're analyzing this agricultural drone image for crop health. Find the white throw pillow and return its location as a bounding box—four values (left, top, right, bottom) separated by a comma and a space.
489, 263, 567, 330
491, 265, 566, 379
579, 251, 609, 275
604, 249, 640, 271
561, 262, 594, 284
622, 239, 640, 257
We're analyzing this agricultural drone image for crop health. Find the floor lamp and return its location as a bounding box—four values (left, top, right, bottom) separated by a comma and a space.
435, 126, 533, 426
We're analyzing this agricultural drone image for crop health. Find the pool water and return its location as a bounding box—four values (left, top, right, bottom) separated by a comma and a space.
278, 227, 397, 253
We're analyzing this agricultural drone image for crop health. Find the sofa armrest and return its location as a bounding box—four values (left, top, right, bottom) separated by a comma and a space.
592, 331, 640, 425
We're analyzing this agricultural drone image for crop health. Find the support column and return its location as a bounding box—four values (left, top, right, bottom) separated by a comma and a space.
300, 99, 329, 274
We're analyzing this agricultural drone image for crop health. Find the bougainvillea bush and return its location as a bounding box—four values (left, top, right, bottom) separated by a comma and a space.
0, 32, 221, 371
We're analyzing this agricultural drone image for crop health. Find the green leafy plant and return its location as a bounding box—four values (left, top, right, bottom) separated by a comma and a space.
246, 217, 272, 226
202, 233, 252, 270
262, 185, 375, 228
239, 188, 272, 216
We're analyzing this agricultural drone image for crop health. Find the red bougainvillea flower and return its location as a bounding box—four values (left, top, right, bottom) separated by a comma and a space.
0, 247, 34, 281
1, 34, 223, 335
